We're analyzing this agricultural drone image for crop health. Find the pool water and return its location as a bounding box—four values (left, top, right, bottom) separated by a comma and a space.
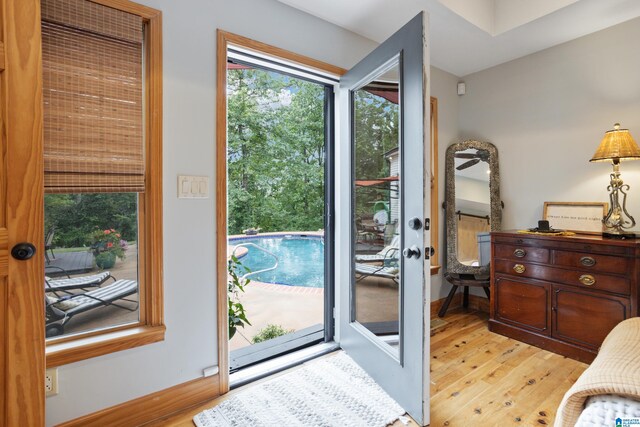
230, 236, 324, 288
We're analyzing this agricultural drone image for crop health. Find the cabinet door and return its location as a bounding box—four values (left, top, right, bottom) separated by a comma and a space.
494, 276, 550, 335
553, 285, 629, 350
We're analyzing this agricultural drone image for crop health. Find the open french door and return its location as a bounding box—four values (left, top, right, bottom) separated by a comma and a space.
0, 0, 46, 425
338, 12, 430, 425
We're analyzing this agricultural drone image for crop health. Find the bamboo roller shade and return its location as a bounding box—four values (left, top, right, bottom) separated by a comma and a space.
41, 0, 145, 193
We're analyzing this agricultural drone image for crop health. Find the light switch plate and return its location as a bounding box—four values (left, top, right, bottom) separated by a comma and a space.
178, 175, 209, 199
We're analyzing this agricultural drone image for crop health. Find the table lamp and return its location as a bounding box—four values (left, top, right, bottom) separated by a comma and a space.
590, 123, 640, 238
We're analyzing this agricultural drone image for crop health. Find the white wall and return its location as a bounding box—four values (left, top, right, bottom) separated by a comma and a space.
430, 66, 461, 300
456, 176, 490, 207
46, 0, 377, 424
458, 17, 640, 234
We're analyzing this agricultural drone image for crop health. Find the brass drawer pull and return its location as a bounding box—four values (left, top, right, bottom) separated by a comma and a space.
579, 274, 596, 286
580, 256, 596, 267
513, 248, 526, 258
513, 264, 526, 274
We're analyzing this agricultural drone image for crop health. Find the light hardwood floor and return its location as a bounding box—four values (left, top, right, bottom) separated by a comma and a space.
156, 309, 587, 426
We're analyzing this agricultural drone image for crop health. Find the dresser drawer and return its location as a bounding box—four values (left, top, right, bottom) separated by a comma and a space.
494, 244, 549, 263
552, 251, 631, 274
547, 240, 630, 256
494, 259, 630, 295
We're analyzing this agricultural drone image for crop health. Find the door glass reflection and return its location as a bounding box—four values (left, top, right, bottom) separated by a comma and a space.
352, 61, 401, 355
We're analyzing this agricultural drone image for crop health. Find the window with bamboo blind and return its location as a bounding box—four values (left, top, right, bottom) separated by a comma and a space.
42, 0, 164, 367
42, 0, 145, 193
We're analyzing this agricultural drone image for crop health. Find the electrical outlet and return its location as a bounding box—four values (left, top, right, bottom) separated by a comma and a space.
45, 368, 58, 397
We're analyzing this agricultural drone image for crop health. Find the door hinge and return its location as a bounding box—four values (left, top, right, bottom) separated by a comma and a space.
424, 218, 430, 231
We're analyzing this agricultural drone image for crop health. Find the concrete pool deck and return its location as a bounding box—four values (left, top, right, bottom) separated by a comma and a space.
230, 281, 324, 350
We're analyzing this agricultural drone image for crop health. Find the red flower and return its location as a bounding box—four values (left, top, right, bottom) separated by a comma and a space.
116, 234, 121, 238
106, 242, 113, 248
111, 229, 116, 232
104, 230, 111, 234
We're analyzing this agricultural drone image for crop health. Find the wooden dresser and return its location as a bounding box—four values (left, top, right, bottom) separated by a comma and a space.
489, 231, 640, 363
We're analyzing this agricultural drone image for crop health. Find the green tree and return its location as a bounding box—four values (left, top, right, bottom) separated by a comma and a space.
227, 69, 326, 234
225, 68, 398, 235
353, 90, 399, 221
45, 193, 137, 247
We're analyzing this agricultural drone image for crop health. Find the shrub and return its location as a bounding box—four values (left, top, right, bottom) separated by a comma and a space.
251, 324, 293, 344
228, 256, 251, 339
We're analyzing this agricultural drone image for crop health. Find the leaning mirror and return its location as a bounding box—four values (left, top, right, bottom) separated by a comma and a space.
445, 140, 501, 276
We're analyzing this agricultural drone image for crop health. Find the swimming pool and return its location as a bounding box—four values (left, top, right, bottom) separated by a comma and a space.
229, 235, 324, 288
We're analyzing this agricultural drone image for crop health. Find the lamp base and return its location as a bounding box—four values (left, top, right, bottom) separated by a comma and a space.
602, 231, 637, 239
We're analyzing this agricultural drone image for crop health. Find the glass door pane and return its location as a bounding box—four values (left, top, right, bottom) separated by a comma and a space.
352, 60, 401, 356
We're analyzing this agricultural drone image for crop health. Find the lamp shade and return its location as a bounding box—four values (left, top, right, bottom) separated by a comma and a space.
590, 123, 640, 162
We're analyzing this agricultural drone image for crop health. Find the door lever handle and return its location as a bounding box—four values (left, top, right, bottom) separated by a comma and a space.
402, 245, 421, 259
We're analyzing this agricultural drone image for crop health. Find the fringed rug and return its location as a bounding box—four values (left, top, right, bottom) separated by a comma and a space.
193, 352, 406, 427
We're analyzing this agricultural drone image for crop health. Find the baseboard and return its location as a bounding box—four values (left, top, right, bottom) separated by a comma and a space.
468, 294, 490, 313
57, 374, 220, 427
430, 293, 489, 318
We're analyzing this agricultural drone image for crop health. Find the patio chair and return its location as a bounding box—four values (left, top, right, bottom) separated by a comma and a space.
45, 271, 116, 295
355, 263, 399, 285
45, 279, 138, 338
44, 228, 55, 264
355, 235, 400, 263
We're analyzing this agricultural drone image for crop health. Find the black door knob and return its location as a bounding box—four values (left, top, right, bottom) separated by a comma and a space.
11, 243, 36, 261
402, 245, 421, 259
408, 217, 422, 230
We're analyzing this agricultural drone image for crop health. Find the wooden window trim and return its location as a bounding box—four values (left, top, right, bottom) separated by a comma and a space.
45, 0, 163, 367
430, 96, 440, 275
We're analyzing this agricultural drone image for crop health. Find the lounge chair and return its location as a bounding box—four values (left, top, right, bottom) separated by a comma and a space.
44, 228, 55, 264
355, 235, 400, 263
45, 271, 115, 294
355, 263, 399, 285
45, 279, 138, 337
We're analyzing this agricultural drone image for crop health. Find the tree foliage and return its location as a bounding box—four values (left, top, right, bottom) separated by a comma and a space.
353, 90, 399, 220
227, 68, 399, 234
45, 193, 138, 248
227, 69, 326, 234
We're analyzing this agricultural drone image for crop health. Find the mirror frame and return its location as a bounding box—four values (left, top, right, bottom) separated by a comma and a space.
444, 140, 501, 276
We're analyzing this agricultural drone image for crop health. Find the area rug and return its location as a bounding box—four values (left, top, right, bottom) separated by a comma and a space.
193, 352, 406, 427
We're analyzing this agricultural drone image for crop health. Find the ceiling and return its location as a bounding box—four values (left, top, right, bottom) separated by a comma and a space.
276, 0, 640, 76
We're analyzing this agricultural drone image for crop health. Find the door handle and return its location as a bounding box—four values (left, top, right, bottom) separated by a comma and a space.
408, 217, 422, 230
11, 242, 36, 261
403, 245, 421, 259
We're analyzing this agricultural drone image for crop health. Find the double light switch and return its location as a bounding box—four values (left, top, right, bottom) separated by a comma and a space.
178, 175, 209, 198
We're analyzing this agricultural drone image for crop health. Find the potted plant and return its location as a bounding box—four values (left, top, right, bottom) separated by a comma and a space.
89, 228, 127, 269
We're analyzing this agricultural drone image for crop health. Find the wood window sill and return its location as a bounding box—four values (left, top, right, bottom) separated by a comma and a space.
46, 324, 165, 368
431, 265, 441, 275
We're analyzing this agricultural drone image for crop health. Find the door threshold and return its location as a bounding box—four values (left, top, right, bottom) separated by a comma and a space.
230, 341, 339, 389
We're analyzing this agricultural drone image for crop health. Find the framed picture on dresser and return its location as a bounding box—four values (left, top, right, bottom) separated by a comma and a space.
543, 201, 608, 234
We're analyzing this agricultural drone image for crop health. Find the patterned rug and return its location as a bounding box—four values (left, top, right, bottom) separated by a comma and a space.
193, 352, 406, 427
